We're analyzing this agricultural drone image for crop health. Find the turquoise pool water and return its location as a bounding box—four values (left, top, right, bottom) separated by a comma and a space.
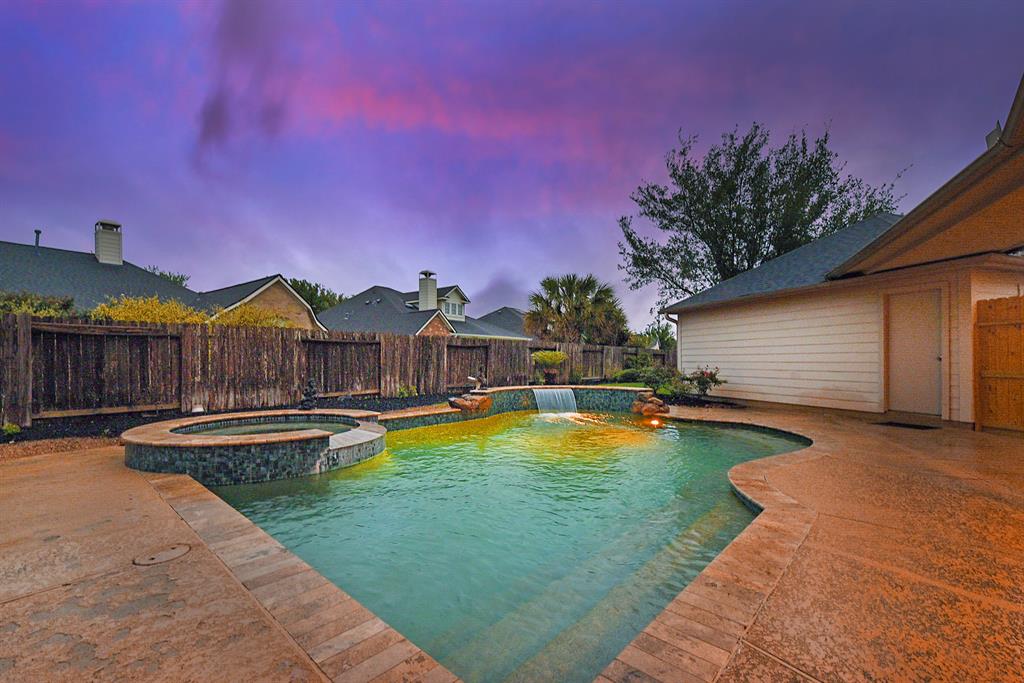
215, 411, 805, 682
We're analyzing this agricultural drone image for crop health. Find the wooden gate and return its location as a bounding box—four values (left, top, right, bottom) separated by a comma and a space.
975, 295, 1024, 431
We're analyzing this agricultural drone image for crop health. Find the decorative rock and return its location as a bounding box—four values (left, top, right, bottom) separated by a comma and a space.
632, 393, 669, 416
448, 394, 494, 414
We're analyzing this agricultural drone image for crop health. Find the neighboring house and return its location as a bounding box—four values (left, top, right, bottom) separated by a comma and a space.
319, 270, 530, 340
477, 306, 528, 338
664, 74, 1024, 423
0, 220, 326, 331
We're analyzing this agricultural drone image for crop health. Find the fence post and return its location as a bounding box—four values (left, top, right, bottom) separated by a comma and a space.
3, 313, 33, 427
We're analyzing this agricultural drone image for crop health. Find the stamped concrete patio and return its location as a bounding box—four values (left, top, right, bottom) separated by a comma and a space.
1, 403, 1021, 681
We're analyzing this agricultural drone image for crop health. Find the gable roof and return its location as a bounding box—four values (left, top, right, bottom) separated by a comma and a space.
0, 240, 202, 310
198, 275, 280, 311
663, 213, 902, 313
831, 73, 1024, 277
477, 307, 527, 337
318, 285, 528, 339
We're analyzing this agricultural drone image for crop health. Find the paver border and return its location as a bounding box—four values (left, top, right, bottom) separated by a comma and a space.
598, 409, 826, 683
142, 470, 459, 683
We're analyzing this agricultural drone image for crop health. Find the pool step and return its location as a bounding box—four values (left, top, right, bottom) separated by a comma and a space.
442, 496, 741, 682
502, 498, 739, 683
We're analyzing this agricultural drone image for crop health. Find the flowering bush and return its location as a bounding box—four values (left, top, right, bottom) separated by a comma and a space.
211, 304, 293, 328
92, 296, 207, 324
92, 296, 294, 328
685, 366, 725, 396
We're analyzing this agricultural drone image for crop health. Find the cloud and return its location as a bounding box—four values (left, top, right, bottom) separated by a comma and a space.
469, 272, 531, 314
194, 0, 296, 163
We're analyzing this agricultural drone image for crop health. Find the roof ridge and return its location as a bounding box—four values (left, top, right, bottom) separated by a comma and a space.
198, 274, 280, 295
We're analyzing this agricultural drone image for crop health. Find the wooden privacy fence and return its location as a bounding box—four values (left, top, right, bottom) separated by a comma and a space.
975, 295, 1024, 432
0, 314, 669, 427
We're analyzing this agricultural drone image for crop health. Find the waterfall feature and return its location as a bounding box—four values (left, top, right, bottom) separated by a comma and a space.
532, 388, 578, 413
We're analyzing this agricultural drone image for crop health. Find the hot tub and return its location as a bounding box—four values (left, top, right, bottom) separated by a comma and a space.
122, 409, 384, 485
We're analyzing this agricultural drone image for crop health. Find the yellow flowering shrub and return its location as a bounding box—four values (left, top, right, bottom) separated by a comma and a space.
90, 297, 293, 328
211, 304, 294, 328
91, 296, 207, 324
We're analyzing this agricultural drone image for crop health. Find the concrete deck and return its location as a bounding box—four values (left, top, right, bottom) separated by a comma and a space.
0, 446, 454, 682
1, 404, 1022, 681
602, 404, 1024, 682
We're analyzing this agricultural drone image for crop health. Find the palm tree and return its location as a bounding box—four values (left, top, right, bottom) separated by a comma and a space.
524, 274, 629, 345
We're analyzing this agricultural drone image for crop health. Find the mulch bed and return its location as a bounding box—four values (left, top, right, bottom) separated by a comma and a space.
3, 394, 451, 444
0, 436, 122, 463
664, 394, 743, 409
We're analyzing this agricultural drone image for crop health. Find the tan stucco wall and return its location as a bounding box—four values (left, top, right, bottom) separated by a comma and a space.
247, 281, 320, 330
676, 260, 1024, 422
417, 315, 452, 337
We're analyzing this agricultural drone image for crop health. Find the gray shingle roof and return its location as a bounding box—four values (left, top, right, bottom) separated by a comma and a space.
0, 240, 302, 318
0, 240, 202, 310
319, 286, 528, 338
477, 307, 527, 337
663, 212, 903, 313
399, 285, 470, 303
197, 274, 280, 312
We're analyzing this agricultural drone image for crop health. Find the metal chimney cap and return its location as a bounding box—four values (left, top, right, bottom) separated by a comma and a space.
419, 269, 436, 278
95, 219, 122, 230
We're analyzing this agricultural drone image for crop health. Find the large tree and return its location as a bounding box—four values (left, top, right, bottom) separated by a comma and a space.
288, 278, 343, 314
524, 274, 629, 345
619, 123, 901, 310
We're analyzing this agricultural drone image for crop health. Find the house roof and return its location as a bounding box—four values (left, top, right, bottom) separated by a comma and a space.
399, 285, 471, 303
318, 286, 528, 338
830, 73, 1024, 277
477, 307, 527, 337
662, 213, 903, 314
198, 275, 280, 311
0, 240, 323, 330
0, 240, 202, 310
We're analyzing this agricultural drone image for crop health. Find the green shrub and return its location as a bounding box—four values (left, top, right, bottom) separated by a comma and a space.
637, 365, 678, 390
2, 422, 21, 438
655, 376, 694, 402
612, 368, 641, 383
625, 352, 654, 370
397, 384, 418, 398
0, 291, 76, 317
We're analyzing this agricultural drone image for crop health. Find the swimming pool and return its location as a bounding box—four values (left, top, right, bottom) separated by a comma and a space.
214, 411, 806, 682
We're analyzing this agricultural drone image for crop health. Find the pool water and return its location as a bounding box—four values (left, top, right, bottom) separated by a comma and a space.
215, 411, 805, 682
188, 421, 353, 436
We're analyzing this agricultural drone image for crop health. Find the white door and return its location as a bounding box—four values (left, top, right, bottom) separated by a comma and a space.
887, 290, 942, 415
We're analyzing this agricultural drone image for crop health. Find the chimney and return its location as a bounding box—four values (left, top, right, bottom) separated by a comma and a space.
418, 270, 437, 311
94, 220, 123, 265
34, 229, 41, 247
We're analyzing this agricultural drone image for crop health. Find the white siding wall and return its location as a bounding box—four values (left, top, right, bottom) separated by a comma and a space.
676, 289, 885, 412
674, 263, 1022, 420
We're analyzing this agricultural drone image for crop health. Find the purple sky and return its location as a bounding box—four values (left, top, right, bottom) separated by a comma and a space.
2, 1, 1022, 326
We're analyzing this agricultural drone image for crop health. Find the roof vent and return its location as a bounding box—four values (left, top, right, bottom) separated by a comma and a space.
986, 120, 1003, 149
34, 229, 41, 247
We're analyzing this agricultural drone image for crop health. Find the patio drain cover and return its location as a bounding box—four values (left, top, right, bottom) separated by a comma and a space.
876, 421, 939, 430
134, 544, 191, 566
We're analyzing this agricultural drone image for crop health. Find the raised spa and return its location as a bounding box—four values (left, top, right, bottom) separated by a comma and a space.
215, 408, 808, 682
122, 410, 384, 485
